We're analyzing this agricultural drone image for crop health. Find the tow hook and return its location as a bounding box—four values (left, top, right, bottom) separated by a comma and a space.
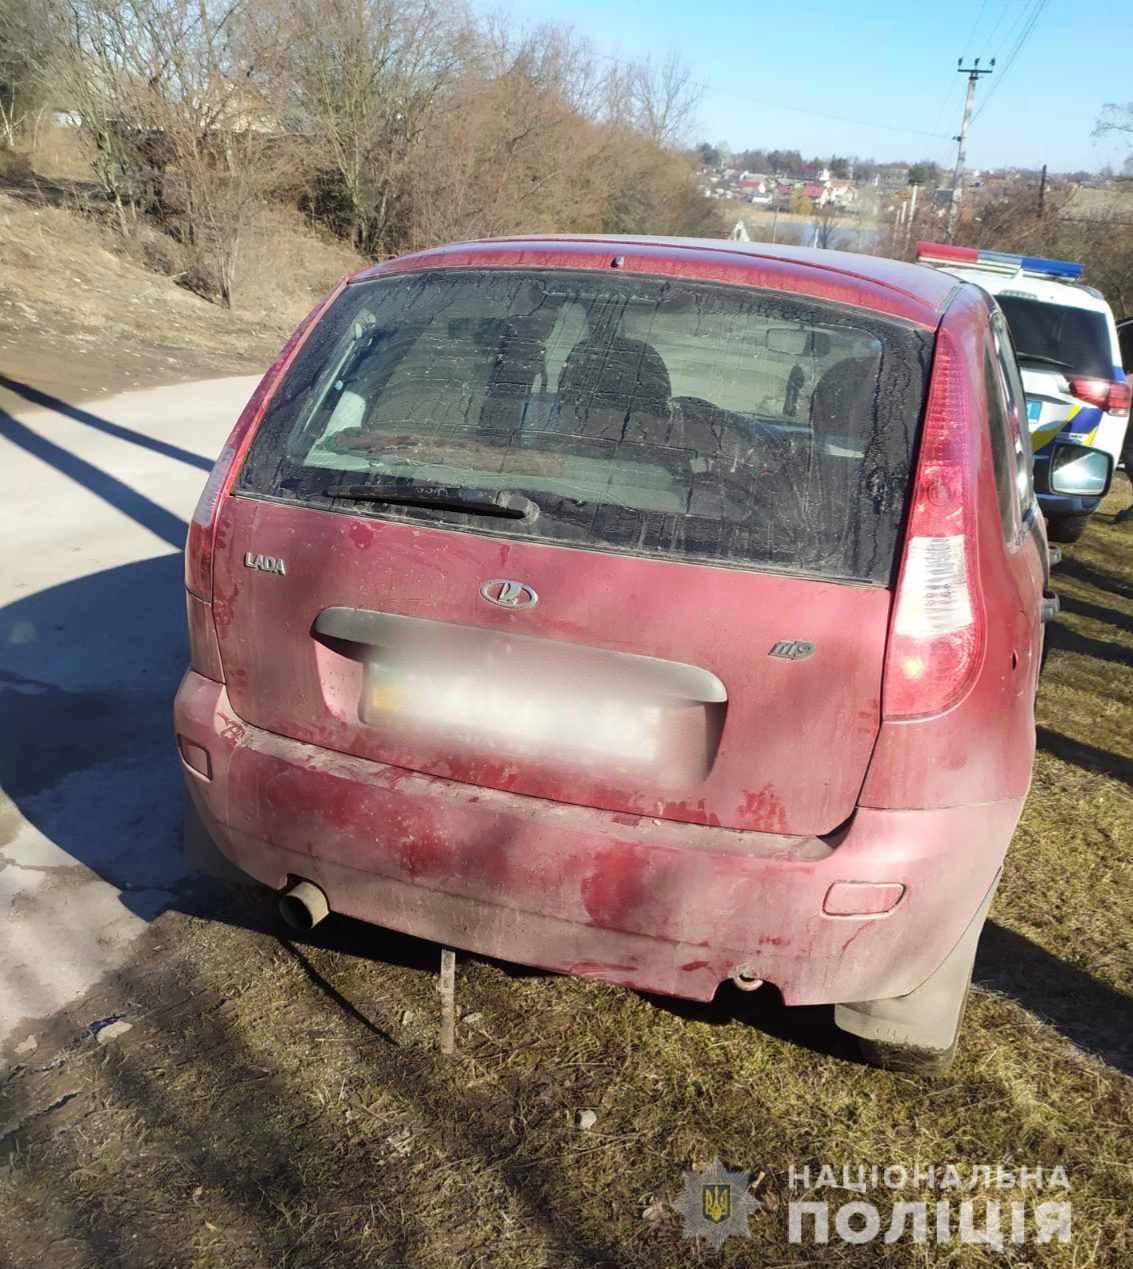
731, 967, 764, 992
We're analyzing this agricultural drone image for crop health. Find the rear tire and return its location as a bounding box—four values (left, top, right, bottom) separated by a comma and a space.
834, 878, 998, 1077
1045, 514, 1090, 544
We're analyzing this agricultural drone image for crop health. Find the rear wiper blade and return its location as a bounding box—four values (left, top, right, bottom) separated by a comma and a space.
324, 485, 533, 520
1015, 350, 1073, 370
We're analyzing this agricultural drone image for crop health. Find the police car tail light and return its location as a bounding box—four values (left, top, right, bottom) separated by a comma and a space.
1067, 377, 1131, 417
883, 328, 985, 721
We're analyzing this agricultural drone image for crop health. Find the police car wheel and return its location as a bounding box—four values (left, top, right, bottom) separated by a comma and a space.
1046, 514, 1089, 544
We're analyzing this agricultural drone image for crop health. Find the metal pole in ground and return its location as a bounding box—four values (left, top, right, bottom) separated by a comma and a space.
438, 948, 456, 1054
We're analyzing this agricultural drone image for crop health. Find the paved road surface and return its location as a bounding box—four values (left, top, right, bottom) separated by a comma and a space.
0, 375, 259, 1047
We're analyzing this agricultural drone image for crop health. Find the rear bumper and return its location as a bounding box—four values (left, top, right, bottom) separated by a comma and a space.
175, 672, 1022, 1006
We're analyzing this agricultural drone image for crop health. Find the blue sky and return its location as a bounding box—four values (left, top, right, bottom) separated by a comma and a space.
483, 1, 1133, 173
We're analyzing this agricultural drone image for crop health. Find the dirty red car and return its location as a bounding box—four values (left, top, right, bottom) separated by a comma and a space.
175, 235, 1067, 1073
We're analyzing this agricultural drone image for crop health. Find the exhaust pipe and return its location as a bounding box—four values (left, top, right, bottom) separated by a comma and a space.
278, 880, 329, 932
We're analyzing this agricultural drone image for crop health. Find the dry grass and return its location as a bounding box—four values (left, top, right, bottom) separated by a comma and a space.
231, 205, 365, 319
0, 185, 1130, 1259
0, 183, 363, 399
27, 126, 92, 184
1, 492, 1131, 1267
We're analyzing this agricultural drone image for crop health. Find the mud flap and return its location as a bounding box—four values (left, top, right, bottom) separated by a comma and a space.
183, 794, 256, 886
834, 871, 1001, 1054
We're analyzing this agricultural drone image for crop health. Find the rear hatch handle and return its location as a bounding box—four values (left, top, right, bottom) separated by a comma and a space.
1040, 591, 1061, 624
313, 608, 729, 703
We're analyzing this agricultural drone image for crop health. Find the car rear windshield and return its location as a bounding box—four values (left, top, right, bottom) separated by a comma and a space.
236, 269, 932, 583
995, 294, 1113, 379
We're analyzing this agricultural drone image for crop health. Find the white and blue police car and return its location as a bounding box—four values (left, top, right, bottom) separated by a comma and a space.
918, 242, 1129, 542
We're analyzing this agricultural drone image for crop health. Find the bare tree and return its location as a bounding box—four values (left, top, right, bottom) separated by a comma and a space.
406, 22, 617, 247
1095, 102, 1133, 146
29, 0, 720, 288
404, 23, 720, 248
280, 0, 464, 255
0, 0, 53, 147
614, 52, 701, 149
1095, 102, 1133, 192
44, 0, 302, 304
813, 203, 849, 250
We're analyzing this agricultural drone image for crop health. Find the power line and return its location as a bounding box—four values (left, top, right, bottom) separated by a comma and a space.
931, 68, 966, 135
984, 0, 1017, 50
996, 0, 1047, 71
760, 101, 953, 141
990, 0, 1039, 60
931, 1, 994, 145
961, 0, 993, 57
974, 0, 1049, 120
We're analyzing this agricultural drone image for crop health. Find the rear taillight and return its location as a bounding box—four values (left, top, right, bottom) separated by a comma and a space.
185, 437, 241, 680
1068, 377, 1131, 417
883, 328, 985, 720
185, 438, 239, 602
183, 279, 350, 674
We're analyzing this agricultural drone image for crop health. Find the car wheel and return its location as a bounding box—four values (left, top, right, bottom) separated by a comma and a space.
1045, 514, 1090, 544
834, 878, 998, 1077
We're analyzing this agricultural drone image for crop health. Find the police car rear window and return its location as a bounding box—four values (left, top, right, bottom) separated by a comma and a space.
996, 296, 1112, 380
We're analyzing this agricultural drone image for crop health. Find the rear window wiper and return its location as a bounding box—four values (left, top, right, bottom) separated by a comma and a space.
323, 485, 535, 520
1015, 350, 1073, 370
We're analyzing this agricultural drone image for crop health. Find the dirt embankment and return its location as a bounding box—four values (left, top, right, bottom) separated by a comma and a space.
0, 188, 362, 406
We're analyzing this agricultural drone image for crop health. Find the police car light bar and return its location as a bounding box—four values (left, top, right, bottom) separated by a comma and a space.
915, 241, 1084, 281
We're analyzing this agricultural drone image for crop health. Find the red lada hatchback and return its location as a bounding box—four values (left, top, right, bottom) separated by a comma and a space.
176, 236, 1066, 1073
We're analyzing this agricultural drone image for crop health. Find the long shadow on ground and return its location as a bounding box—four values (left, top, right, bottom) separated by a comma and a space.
3, 546, 1131, 1078
0, 375, 212, 471
2, 382, 1130, 1087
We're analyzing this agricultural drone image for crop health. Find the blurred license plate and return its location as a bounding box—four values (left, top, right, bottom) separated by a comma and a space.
363, 664, 659, 761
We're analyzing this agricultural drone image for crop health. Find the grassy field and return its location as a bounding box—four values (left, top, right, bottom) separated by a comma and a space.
1, 495, 1131, 1267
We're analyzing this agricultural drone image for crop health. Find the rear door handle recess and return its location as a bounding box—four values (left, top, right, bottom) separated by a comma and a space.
1040, 592, 1060, 623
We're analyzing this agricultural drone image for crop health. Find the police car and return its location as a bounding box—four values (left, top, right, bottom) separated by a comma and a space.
917, 242, 1130, 542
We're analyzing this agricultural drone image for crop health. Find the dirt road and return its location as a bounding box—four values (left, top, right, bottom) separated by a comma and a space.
0, 364, 1130, 1269
0, 375, 257, 1046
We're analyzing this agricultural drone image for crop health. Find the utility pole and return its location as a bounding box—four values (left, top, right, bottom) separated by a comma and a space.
1038, 163, 1048, 216
906, 182, 919, 252
947, 58, 994, 242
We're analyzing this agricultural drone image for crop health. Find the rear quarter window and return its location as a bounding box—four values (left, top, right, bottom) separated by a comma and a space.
237, 269, 933, 584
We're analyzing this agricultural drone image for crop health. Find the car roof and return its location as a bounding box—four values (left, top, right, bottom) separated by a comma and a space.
352, 235, 961, 329
936, 264, 1113, 314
